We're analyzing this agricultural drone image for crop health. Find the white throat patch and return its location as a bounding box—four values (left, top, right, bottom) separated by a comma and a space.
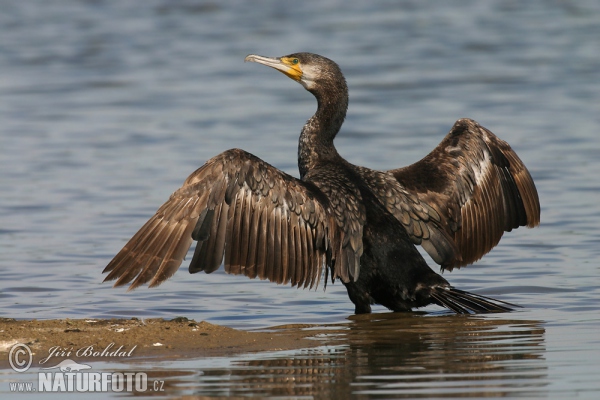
299, 64, 320, 90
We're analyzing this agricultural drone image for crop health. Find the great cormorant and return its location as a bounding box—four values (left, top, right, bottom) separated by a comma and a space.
103, 53, 540, 314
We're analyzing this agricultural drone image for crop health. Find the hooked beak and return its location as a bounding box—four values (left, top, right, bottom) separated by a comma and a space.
245, 54, 302, 81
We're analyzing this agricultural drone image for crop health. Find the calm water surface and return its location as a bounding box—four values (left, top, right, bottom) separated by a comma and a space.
1, 1, 599, 398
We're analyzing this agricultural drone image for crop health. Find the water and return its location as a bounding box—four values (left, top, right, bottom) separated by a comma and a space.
1, 0, 599, 397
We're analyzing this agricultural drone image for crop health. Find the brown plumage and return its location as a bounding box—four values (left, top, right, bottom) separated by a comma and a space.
104, 150, 334, 289
388, 118, 540, 270
103, 52, 540, 314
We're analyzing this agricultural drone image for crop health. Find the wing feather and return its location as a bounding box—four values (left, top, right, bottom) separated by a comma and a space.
238, 187, 252, 271
304, 223, 315, 289
245, 198, 262, 278
256, 204, 269, 280
225, 191, 244, 275
223, 194, 238, 274
289, 216, 299, 286
266, 204, 276, 282
280, 209, 290, 284
103, 149, 340, 290
209, 202, 229, 272
387, 118, 540, 270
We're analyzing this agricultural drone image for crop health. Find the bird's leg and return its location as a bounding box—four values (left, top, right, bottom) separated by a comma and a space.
343, 281, 373, 314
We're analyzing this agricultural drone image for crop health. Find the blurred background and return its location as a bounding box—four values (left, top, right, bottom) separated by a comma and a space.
0, 0, 599, 396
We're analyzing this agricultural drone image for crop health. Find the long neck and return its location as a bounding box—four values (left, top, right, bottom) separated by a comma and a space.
298, 82, 348, 179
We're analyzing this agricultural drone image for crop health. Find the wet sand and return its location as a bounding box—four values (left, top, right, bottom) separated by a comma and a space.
0, 317, 323, 368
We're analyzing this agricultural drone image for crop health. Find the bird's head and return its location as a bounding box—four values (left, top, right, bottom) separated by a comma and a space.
245, 52, 343, 92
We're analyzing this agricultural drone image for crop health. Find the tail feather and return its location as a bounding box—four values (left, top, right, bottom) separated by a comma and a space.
430, 287, 518, 314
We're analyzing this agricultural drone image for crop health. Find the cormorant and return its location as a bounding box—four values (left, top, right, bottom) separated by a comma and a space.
103, 53, 540, 314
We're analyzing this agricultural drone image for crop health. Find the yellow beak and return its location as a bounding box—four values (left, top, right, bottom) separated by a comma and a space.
245, 54, 302, 82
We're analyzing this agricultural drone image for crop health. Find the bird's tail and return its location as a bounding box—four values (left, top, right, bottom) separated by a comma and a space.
430, 287, 518, 314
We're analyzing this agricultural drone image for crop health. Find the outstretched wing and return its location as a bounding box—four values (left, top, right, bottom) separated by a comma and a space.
388, 118, 540, 270
103, 148, 338, 290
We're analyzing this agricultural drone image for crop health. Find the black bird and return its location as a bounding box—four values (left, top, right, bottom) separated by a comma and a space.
103, 53, 540, 314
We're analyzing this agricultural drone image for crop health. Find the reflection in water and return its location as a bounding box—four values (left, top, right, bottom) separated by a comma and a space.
145, 314, 547, 398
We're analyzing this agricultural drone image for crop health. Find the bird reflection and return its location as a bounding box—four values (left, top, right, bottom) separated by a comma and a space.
162, 314, 547, 398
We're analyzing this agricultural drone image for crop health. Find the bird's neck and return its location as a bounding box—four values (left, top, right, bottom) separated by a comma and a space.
298, 85, 348, 179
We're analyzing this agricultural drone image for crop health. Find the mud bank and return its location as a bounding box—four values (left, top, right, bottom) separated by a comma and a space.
0, 317, 322, 368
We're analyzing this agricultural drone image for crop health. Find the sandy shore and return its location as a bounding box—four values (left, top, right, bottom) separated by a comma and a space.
0, 317, 324, 368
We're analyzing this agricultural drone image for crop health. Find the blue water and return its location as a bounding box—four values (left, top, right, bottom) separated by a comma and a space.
1, 0, 600, 397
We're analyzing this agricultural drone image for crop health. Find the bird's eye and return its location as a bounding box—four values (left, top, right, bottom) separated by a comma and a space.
292, 58, 299, 65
